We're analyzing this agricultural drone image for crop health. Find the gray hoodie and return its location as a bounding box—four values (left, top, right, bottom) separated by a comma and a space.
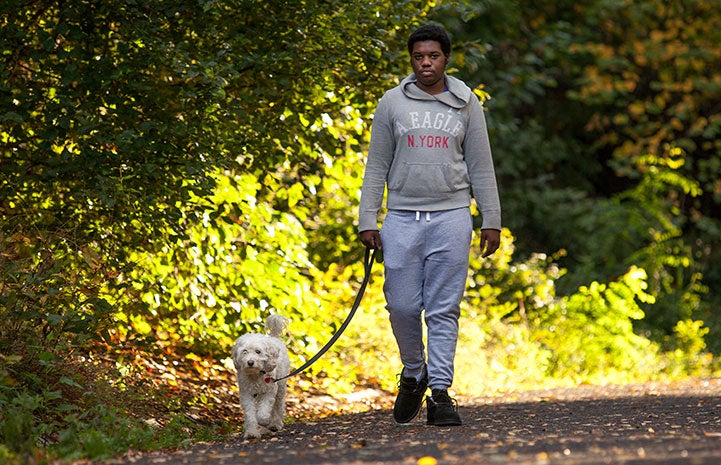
358, 73, 501, 232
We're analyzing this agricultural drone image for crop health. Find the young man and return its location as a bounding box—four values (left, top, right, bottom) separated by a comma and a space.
358, 24, 501, 426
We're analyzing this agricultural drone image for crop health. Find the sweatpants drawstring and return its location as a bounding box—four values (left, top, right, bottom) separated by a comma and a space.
415, 211, 432, 222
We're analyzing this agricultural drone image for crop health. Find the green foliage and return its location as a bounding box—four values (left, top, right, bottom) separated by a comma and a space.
661, 319, 713, 378
0, 0, 431, 359
122, 168, 318, 350
0, 212, 119, 359
0, 390, 39, 455
434, 0, 721, 350
1, 1, 434, 460
458, 230, 559, 392
0, 349, 228, 464
457, 231, 680, 392
538, 267, 660, 383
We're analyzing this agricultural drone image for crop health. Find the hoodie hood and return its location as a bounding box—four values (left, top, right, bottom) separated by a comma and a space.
400, 73, 473, 109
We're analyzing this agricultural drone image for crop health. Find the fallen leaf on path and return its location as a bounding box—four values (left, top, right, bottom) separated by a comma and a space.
417, 457, 437, 465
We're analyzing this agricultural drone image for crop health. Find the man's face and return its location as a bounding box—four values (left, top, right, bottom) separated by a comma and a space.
410, 40, 449, 94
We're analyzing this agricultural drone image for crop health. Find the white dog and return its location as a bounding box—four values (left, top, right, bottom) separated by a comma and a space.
231, 314, 290, 439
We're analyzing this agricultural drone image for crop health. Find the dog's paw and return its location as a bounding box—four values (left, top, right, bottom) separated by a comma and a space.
243, 428, 262, 440
268, 423, 283, 433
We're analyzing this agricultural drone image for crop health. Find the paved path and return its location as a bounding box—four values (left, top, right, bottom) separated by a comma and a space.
107, 379, 721, 465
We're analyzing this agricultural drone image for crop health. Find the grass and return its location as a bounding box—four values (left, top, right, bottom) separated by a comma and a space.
0, 345, 238, 464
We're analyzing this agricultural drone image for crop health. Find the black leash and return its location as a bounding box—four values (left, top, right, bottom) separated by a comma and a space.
269, 247, 379, 383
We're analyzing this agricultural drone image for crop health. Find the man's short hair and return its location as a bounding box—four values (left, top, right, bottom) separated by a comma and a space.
407, 24, 451, 56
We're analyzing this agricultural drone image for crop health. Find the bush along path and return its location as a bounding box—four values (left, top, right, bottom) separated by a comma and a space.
96, 378, 721, 465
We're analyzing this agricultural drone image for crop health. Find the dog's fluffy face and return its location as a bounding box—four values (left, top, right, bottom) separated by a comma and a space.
232, 334, 279, 377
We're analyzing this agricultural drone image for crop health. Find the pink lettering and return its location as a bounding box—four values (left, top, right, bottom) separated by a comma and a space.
407, 134, 450, 149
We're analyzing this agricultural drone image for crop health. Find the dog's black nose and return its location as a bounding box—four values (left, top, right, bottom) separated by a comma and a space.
247, 360, 254, 366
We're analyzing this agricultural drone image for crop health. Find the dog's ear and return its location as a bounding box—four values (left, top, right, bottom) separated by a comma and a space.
272, 343, 282, 361
231, 339, 245, 366
263, 342, 279, 372
264, 358, 277, 374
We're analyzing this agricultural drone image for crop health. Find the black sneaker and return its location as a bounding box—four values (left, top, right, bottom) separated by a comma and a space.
426, 389, 462, 426
393, 366, 428, 423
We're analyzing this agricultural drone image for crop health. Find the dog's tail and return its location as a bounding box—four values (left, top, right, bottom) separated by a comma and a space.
265, 314, 287, 338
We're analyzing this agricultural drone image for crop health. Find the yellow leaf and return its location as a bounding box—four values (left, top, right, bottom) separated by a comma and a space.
417, 457, 437, 465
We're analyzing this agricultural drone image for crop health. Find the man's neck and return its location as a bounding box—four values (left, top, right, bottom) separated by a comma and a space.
416, 76, 447, 95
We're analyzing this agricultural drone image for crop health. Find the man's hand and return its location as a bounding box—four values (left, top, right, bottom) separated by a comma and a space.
480, 229, 500, 258
360, 230, 382, 249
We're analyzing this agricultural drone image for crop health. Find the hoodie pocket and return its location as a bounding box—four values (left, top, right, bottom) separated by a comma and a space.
390, 161, 468, 198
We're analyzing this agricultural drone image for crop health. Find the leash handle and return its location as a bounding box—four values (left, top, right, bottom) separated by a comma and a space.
270, 248, 377, 383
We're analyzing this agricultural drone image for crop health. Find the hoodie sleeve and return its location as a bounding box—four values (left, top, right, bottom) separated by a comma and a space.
358, 94, 395, 232
463, 95, 502, 230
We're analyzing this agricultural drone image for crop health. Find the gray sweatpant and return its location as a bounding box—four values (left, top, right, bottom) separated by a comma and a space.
379, 207, 472, 390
